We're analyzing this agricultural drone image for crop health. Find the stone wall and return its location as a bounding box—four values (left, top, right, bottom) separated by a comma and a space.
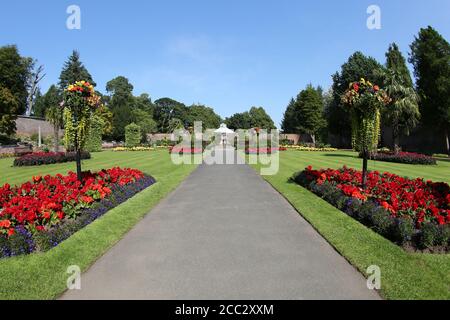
15, 116, 62, 138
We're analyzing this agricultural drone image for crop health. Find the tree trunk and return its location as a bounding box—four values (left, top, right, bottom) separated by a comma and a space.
362, 149, 368, 190
445, 128, 450, 158
54, 124, 59, 153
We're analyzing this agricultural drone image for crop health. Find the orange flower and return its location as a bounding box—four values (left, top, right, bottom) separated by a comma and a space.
7, 228, 15, 237
0, 220, 11, 228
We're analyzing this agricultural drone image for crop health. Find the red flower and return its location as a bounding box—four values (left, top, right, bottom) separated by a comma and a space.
373, 85, 379, 91
353, 83, 359, 92
7, 228, 15, 237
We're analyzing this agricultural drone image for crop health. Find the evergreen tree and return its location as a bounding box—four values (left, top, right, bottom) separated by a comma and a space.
295, 85, 326, 145
409, 26, 450, 155
59, 50, 95, 90
386, 43, 413, 87
281, 98, 296, 133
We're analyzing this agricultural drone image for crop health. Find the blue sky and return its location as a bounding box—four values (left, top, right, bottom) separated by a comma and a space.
1, 0, 449, 127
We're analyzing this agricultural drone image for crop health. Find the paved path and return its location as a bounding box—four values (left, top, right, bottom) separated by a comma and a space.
62, 155, 380, 300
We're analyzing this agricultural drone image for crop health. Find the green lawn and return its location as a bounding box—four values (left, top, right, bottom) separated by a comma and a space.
252, 150, 450, 300
0, 150, 197, 300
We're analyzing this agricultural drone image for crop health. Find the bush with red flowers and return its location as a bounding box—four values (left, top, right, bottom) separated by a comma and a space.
362, 151, 437, 165
245, 147, 286, 155
13, 152, 91, 167
292, 166, 450, 252
0, 167, 156, 258
169, 147, 203, 154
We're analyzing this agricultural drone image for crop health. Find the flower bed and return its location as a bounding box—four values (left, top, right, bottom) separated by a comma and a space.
363, 151, 437, 165
245, 147, 287, 154
113, 147, 155, 152
282, 145, 338, 152
292, 166, 450, 252
0, 167, 156, 258
13, 152, 91, 167
169, 147, 203, 154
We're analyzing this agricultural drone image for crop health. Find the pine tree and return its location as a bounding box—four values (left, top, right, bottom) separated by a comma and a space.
409, 26, 450, 155
59, 50, 95, 90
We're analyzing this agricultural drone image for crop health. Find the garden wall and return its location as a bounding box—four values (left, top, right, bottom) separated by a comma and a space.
15, 116, 62, 138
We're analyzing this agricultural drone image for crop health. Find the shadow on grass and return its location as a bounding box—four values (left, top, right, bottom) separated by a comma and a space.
323, 153, 357, 159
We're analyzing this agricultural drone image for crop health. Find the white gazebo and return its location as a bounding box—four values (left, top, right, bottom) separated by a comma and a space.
214, 123, 234, 147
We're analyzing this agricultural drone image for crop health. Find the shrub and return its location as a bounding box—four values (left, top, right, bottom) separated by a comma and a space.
86, 115, 104, 152
125, 123, 142, 148
13, 151, 91, 167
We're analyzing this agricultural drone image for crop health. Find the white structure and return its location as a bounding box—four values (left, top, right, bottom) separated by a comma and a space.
214, 124, 234, 147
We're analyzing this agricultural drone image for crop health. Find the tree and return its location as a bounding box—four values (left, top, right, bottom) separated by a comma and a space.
327, 52, 385, 146
25, 61, 45, 116
63, 81, 99, 181
384, 44, 420, 153
106, 76, 135, 140
131, 108, 157, 142
295, 85, 326, 145
225, 112, 252, 130
248, 107, 276, 129
0, 86, 19, 136
59, 50, 95, 90
94, 103, 113, 137
0, 45, 30, 135
154, 98, 188, 132
32, 88, 45, 118
168, 118, 185, 132
281, 98, 296, 133
409, 26, 450, 155
134, 93, 154, 116
86, 115, 104, 152
186, 104, 222, 130
44, 85, 63, 152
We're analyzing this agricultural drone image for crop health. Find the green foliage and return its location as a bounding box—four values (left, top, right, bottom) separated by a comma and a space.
86, 115, 104, 152
131, 108, 157, 142
281, 98, 296, 133
225, 112, 252, 130
226, 107, 275, 130
59, 51, 95, 90
0, 86, 19, 136
294, 85, 326, 143
0, 45, 30, 135
125, 123, 141, 147
409, 26, 450, 153
186, 104, 222, 130
106, 76, 135, 140
327, 52, 385, 142
154, 98, 188, 133
94, 104, 113, 137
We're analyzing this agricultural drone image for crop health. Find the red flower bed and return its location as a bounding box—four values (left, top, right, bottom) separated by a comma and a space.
169, 147, 203, 154
0, 167, 145, 235
245, 147, 287, 154
364, 151, 436, 165
302, 166, 450, 227
13, 151, 91, 167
